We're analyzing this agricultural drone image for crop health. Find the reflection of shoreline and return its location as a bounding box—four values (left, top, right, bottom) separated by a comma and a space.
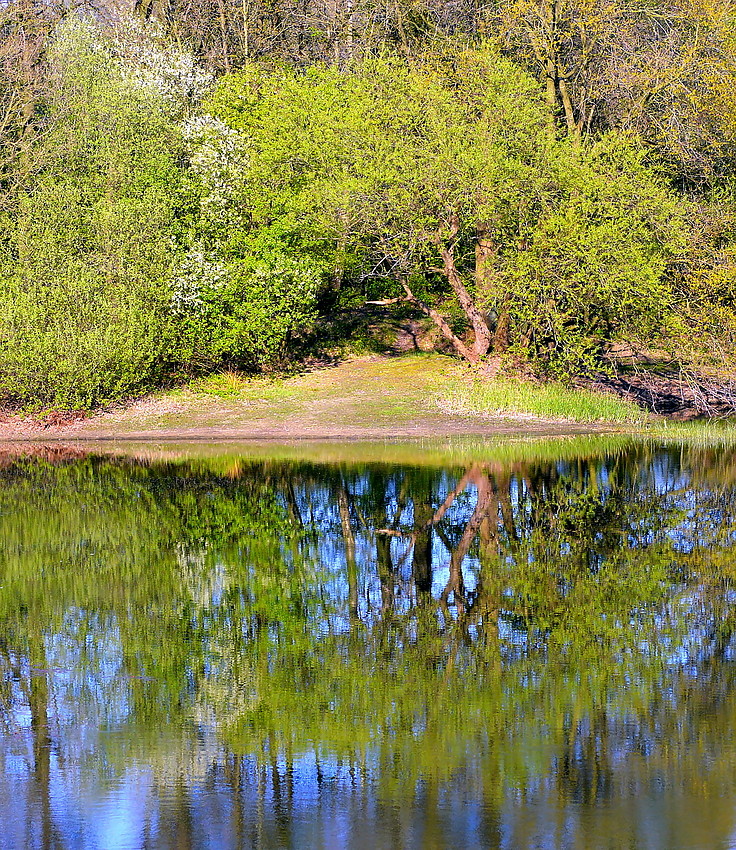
0, 434, 642, 470
0, 442, 91, 467
1, 446, 736, 848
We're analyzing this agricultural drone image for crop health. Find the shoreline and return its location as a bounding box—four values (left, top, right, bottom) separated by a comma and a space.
0, 354, 643, 443
11, 353, 726, 444
0, 418, 615, 443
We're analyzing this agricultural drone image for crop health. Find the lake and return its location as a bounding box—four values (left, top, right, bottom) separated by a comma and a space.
2, 436, 736, 849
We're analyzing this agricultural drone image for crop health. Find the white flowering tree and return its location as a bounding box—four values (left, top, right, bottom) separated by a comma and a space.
0, 12, 324, 409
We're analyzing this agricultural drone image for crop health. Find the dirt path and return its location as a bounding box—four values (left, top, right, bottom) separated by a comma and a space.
0, 355, 615, 442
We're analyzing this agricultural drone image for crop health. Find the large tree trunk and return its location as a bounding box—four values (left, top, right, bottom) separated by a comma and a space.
400, 281, 481, 364
475, 223, 511, 355
439, 243, 492, 359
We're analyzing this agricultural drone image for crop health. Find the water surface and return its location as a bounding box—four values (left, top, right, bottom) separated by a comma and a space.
2, 437, 736, 849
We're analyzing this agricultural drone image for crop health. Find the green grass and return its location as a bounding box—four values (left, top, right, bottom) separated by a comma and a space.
641, 417, 736, 445
441, 378, 649, 424
49, 353, 736, 438
181, 370, 300, 404
177, 371, 299, 404
173, 354, 458, 416
182, 358, 647, 425
185, 370, 251, 398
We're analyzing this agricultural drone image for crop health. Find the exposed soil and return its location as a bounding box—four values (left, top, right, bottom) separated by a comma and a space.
4, 348, 733, 444
0, 405, 604, 442
0, 354, 613, 443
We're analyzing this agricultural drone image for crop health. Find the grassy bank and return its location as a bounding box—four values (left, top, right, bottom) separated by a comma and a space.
438, 376, 647, 425
166, 353, 647, 429
5, 352, 736, 441
183, 355, 647, 422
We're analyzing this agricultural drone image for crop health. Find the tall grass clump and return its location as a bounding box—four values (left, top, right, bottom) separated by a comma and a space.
442, 378, 648, 424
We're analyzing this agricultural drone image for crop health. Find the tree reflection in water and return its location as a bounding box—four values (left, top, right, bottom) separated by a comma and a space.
2, 441, 736, 848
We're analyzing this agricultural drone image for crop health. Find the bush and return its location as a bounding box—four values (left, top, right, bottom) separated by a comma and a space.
170, 250, 320, 371
0, 16, 183, 409
0, 16, 323, 409
501, 136, 689, 374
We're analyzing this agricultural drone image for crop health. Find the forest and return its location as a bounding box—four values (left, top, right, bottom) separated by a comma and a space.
2, 0, 736, 410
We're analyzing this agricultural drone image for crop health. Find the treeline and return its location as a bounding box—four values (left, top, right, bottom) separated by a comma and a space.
1, 0, 736, 408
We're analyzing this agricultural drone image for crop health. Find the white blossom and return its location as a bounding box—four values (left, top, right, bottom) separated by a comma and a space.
171, 250, 228, 313
183, 114, 249, 219
112, 15, 214, 112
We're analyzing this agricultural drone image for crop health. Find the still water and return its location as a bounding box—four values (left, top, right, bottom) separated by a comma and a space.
2, 437, 736, 849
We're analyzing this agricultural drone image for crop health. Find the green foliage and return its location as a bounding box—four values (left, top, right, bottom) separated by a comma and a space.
209, 50, 690, 375
170, 248, 320, 371
0, 17, 326, 410
502, 136, 689, 373
0, 17, 183, 408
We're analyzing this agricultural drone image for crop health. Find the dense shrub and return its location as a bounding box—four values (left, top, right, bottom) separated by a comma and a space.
0, 17, 182, 408
0, 16, 323, 408
170, 251, 320, 371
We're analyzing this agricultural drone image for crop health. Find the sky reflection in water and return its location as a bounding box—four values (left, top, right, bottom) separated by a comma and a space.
2, 439, 736, 849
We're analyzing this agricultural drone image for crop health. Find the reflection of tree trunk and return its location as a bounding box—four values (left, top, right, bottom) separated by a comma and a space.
377, 533, 394, 613
412, 500, 434, 597
478, 478, 497, 560
227, 754, 245, 848
272, 752, 289, 836
496, 472, 518, 545
378, 468, 472, 534
473, 583, 501, 670
285, 745, 294, 810
338, 486, 359, 623
28, 630, 52, 850
441, 466, 494, 614
709, 580, 735, 660
282, 479, 303, 529
559, 711, 612, 805
377, 467, 474, 606
430, 468, 473, 526
175, 777, 194, 849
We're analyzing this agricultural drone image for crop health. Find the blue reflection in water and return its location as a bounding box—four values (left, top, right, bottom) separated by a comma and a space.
1, 442, 736, 848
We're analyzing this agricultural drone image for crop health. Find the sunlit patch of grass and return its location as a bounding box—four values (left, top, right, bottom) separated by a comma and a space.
442, 378, 649, 424
185, 370, 300, 404
187, 370, 251, 398
644, 417, 736, 445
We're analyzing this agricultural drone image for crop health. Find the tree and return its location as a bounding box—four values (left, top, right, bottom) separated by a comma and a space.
0, 0, 64, 200
0, 13, 323, 408
209, 48, 688, 372
0, 16, 187, 409
497, 0, 736, 183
